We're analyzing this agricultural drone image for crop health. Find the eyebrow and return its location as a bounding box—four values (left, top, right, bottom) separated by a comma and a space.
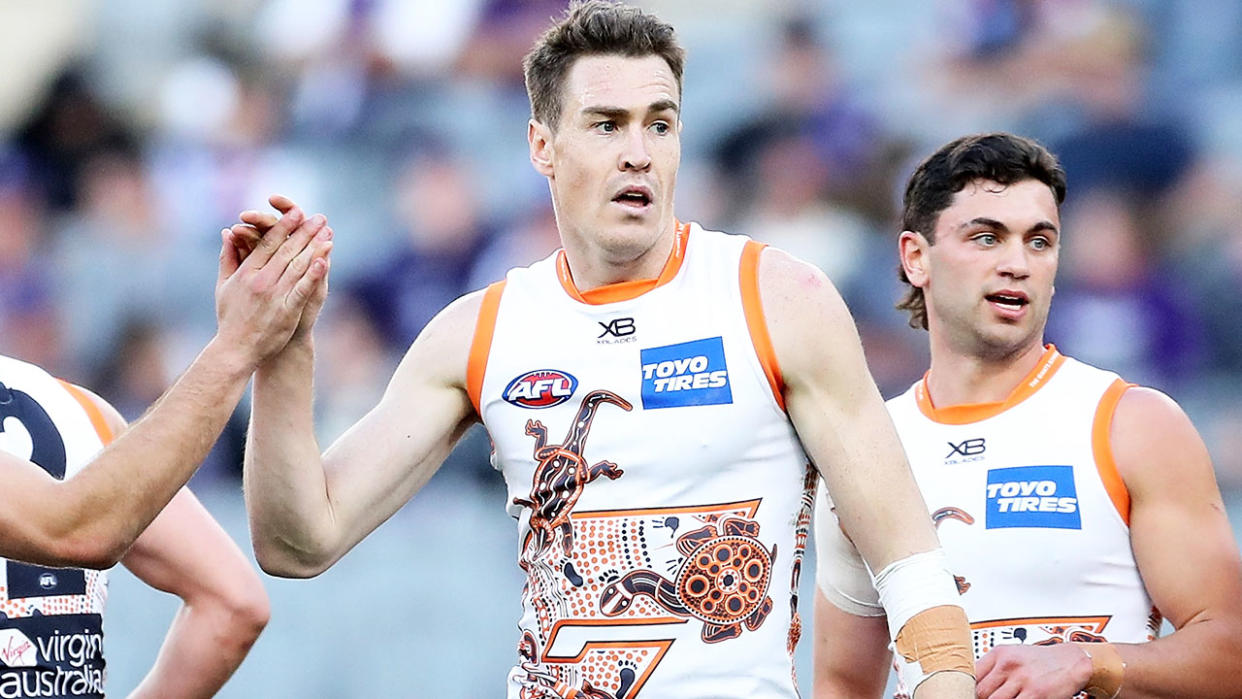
581, 99, 680, 119
958, 217, 1058, 235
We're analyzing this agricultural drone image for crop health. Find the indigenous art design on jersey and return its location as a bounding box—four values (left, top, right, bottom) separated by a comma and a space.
516, 498, 784, 699
931, 507, 975, 594
515, 390, 631, 585
786, 465, 816, 659
597, 514, 775, 644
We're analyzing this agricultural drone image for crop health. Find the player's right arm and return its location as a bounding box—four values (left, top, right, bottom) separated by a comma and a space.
244, 287, 482, 578
757, 246, 972, 698
0, 208, 330, 569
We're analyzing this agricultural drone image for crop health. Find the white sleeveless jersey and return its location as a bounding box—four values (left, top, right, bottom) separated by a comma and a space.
470, 223, 816, 698
817, 347, 1159, 698
0, 355, 111, 698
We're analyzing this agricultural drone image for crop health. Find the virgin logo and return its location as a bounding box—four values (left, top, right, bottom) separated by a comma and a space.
0, 629, 36, 667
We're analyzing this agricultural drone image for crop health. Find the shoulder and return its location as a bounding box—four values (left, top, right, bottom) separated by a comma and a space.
1110, 386, 1211, 495
754, 246, 858, 382
394, 285, 498, 390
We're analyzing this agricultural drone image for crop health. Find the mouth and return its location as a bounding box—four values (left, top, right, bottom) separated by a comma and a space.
985, 290, 1029, 317
611, 186, 653, 211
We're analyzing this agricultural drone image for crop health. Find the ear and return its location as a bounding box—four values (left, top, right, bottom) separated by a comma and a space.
899, 230, 930, 288
528, 119, 554, 178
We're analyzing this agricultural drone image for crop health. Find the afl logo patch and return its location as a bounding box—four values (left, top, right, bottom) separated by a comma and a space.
503, 370, 578, 409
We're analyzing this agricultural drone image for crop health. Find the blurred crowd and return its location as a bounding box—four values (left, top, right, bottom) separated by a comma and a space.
2, 0, 1242, 492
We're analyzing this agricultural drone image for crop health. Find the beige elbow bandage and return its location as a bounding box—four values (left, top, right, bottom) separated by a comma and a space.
894, 604, 975, 678
873, 549, 974, 691
1074, 642, 1125, 699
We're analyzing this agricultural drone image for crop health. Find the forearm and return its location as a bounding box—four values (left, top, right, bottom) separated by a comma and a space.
52, 339, 253, 566
127, 600, 264, 699
244, 338, 335, 575
817, 404, 940, 570
1113, 618, 1242, 697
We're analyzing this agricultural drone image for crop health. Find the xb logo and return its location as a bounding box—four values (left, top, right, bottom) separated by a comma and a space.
947, 438, 986, 459
598, 317, 636, 339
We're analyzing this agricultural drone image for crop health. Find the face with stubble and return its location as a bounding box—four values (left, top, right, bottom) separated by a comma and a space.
528, 53, 681, 269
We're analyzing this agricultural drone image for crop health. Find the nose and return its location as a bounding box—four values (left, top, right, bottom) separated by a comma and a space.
996, 239, 1030, 279
619, 129, 651, 172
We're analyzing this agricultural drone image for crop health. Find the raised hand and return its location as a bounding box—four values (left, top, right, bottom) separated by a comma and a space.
215, 204, 332, 366
227, 195, 332, 344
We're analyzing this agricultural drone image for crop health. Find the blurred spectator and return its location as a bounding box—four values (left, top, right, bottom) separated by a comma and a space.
0, 152, 63, 372
734, 133, 872, 292
456, 0, 568, 86
348, 149, 491, 350
15, 66, 140, 211
1045, 187, 1204, 390
1047, 5, 1196, 197
1167, 158, 1242, 377
51, 146, 182, 378
713, 17, 884, 220
312, 291, 398, 445
468, 202, 561, 291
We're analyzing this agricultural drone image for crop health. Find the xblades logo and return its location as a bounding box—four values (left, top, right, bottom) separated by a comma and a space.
597, 317, 636, 344
946, 438, 986, 464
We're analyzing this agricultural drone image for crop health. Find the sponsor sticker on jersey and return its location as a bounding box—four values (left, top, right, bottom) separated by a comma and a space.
985, 465, 1081, 529
503, 370, 578, 409
0, 614, 107, 697
639, 337, 732, 409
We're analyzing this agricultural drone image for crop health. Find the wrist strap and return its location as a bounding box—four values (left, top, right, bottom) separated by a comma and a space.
1074, 642, 1125, 699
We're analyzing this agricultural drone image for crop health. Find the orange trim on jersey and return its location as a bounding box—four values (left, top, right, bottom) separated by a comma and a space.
971, 615, 1111, 633
556, 221, 690, 304
739, 240, 786, 411
57, 380, 114, 445
572, 498, 762, 520
466, 281, 506, 416
1093, 378, 1134, 526
915, 345, 1067, 424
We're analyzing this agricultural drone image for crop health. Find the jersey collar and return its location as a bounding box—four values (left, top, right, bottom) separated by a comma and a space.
556, 221, 690, 305
915, 344, 1066, 424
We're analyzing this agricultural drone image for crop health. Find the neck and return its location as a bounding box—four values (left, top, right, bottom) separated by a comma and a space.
560, 220, 678, 292
924, 337, 1048, 407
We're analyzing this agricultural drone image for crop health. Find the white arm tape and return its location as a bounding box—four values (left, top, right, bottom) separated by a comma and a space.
813, 480, 885, 617
872, 548, 960, 641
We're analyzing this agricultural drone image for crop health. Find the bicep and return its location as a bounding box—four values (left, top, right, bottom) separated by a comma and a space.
1118, 388, 1242, 629
122, 488, 261, 600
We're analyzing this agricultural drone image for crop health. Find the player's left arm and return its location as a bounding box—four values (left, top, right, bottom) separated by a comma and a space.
81, 389, 270, 699
976, 387, 1242, 698
758, 246, 973, 697
1105, 387, 1242, 696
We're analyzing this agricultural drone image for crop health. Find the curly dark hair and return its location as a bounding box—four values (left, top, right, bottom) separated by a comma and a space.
898, 132, 1067, 329
523, 1, 685, 130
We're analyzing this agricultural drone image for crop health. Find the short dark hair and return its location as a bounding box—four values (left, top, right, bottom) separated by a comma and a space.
523, 0, 685, 130
897, 132, 1067, 329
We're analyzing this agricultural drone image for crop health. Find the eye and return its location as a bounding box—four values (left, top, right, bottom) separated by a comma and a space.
593, 120, 617, 133
973, 232, 998, 246
1029, 236, 1052, 250
650, 121, 671, 135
